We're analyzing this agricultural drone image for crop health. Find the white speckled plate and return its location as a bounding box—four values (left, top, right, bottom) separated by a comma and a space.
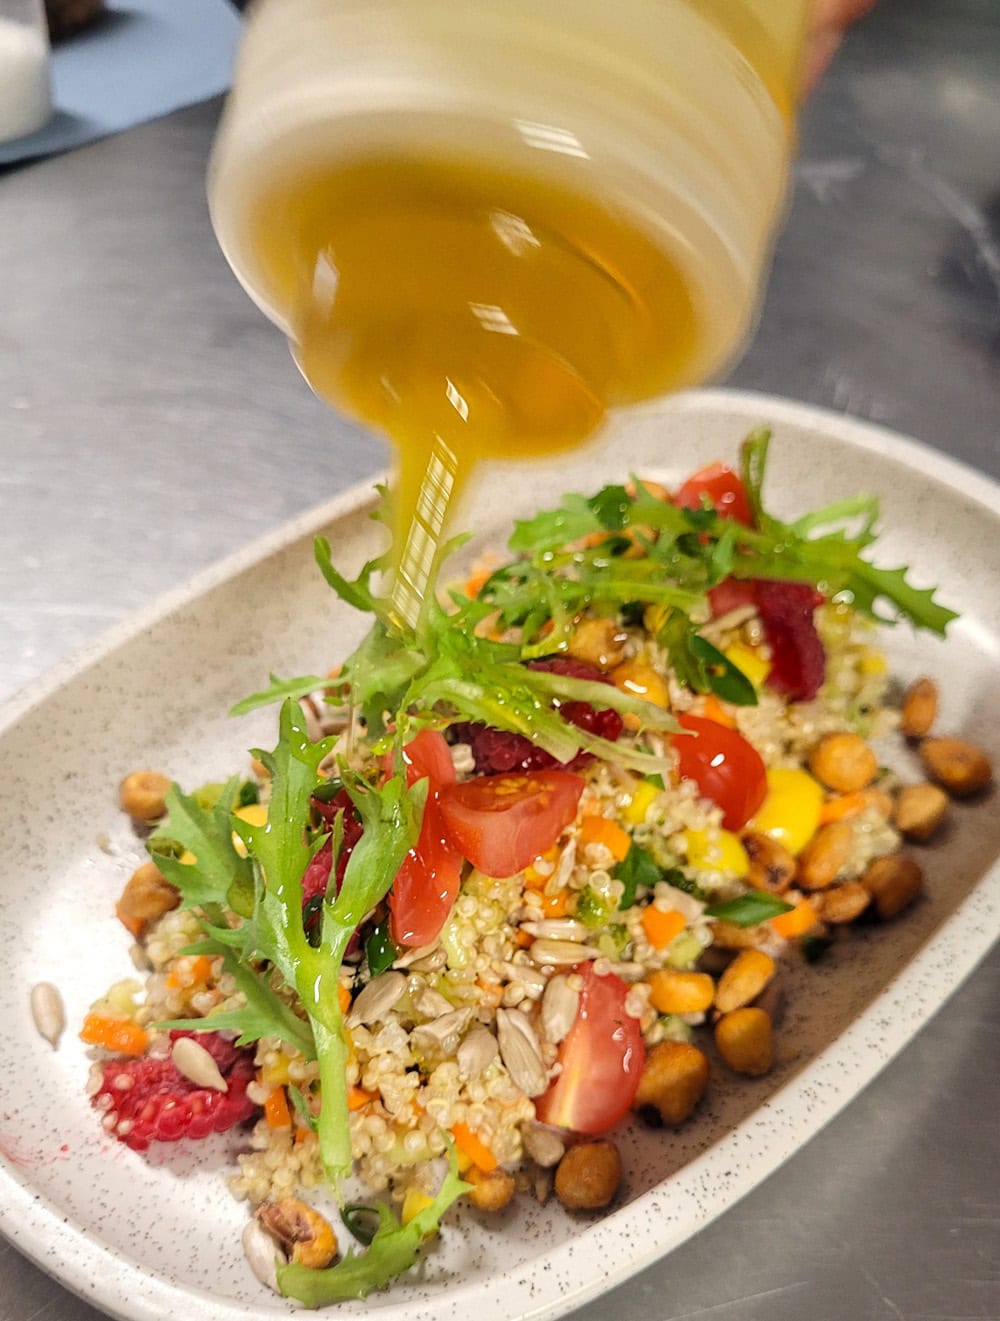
1, 390, 998, 1321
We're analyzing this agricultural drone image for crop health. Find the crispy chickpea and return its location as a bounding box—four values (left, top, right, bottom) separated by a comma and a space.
566, 617, 628, 673
808, 733, 878, 794
714, 1007, 774, 1077
634, 1041, 710, 1127
257, 1198, 338, 1269
900, 677, 938, 739
710, 919, 766, 950
714, 950, 776, 1014
647, 970, 715, 1016
742, 831, 797, 895
115, 861, 180, 940
554, 1141, 622, 1211
919, 737, 993, 799
797, 821, 854, 891
893, 783, 949, 841
626, 477, 670, 501
818, 881, 871, 924
118, 769, 172, 822
466, 1165, 516, 1213
862, 855, 923, 920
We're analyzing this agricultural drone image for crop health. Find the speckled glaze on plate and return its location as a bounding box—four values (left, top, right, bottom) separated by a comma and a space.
1, 390, 998, 1321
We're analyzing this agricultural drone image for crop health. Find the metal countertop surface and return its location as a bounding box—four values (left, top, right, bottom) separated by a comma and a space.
1, 1, 998, 1318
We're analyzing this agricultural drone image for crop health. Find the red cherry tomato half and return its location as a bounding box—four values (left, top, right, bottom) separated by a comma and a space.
675, 462, 753, 527
535, 963, 645, 1135
673, 714, 767, 831
387, 730, 463, 948
437, 770, 584, 878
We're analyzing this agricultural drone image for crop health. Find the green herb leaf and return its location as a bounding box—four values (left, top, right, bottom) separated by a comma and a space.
689, 635, 759, 706
147, 778, 253, 913
237, 780, 261, 808
229, 672, 329, 717
288, 1084, 318, 1132
588, 484, 633, 531
659, 867, 709, 902
277, 1145, 470, 1305
365, 918, 397, 977
615, 843, 662, 909
341, 1204, 381, 1248
705, 892, 794, 927
801, 933, 834, 963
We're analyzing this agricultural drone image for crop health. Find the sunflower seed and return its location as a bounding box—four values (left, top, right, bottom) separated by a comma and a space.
347, 971, 406, 1026
496, 1009, 548, 1097
520, 919, 591, 942
242, 1219, 286, 1293
412, 985, 454, 1019
522, 1124, 566, 1168
171, 1036, 228, 1092
457, 1025, 499, 1081
30, 982, 65, 1048
499, 962, 547, 997
540, 975, 580, 1045
411, 1007, 473, 1058
529, 938, 603, 968
449, 742, 476, 776
393, 942, 441, 970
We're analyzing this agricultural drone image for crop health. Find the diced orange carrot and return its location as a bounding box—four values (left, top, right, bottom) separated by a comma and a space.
80, 1014, 149, 1057
450, 1121, 498, 1174
770, 897, 820, 938
819, 788, 881, 824
702, 694, 736, 729
348, 1086, 375, 1111
641, 907, 687, 950
540, 888, 571, 918
264, 1086, 292, 1129
338, 983, 352, 1014
514, 928, 533, 949
165, 954, 213, 990
578, 815, 632, 862
294, 1125, 312, 1145
464, 569, 491, 599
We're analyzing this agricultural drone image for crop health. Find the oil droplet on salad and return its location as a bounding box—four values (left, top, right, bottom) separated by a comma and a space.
245, 155, 701, 623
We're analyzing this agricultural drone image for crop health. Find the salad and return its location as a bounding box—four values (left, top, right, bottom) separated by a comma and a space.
79, 430, 992, 1307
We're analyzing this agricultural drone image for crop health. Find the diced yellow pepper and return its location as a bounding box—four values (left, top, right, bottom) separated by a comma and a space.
684, 828, 749, 879
858, 648, 887, 676
748, 768, 824, 856
724, 642, 771, 690
232, 802, 268, 857
261, 1055, 291, 1088
234, 803, 269, 827
401, 1188, 436, 1226
624, 780, 659, 825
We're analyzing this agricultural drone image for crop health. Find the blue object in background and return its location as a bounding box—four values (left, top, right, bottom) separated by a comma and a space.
0, 0, 241, 166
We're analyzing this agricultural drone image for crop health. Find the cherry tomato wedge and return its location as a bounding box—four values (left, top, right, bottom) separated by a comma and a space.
535, 963, 645, 1135
675, 462, 753, 527
437, 770, 584, 878
673, 713, 767, 831
387, 730, 463, 948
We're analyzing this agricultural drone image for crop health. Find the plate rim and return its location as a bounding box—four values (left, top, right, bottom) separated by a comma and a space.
2, 387, 998, 1321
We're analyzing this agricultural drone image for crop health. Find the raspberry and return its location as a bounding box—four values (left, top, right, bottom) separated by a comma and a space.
92, 1030, 257, 1151
755, 580, 826, 702
451, 658, 624, 775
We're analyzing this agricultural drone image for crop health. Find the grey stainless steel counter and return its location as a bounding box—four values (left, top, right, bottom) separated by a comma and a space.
2, 1, 998, 1318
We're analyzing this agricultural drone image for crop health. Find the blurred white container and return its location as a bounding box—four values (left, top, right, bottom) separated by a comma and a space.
0, 0, 52, 143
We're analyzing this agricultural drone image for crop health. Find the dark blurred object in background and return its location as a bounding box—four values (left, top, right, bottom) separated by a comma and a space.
45, 0, 104, 42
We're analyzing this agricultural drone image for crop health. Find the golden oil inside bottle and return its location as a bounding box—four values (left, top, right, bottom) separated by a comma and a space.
246, 154, 701, 621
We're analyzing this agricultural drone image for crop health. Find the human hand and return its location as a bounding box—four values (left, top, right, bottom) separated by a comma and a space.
806, 0, 878, 91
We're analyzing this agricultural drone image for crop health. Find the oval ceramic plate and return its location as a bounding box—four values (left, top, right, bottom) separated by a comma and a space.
1, 390, 998, 1321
